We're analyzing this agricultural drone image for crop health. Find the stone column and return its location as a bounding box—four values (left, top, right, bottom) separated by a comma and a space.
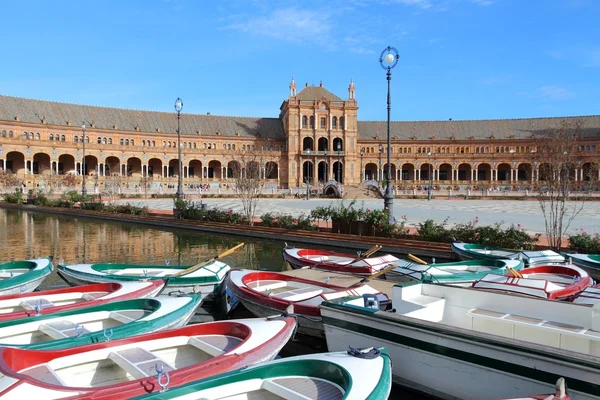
416, 169, 420, 181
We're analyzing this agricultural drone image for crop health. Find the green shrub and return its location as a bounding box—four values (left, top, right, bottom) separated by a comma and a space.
81, 202, 105, 211
260, 212, 277, 227
569, 231, 600, 253
2, 191, 23, 204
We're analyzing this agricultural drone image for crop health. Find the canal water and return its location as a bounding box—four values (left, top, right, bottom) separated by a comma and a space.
0, 208, 434, 399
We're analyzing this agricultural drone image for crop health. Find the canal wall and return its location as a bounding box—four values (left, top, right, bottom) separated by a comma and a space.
0, 203, 455, 261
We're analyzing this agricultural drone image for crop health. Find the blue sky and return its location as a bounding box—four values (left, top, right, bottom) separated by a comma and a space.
1, 0, 598, 121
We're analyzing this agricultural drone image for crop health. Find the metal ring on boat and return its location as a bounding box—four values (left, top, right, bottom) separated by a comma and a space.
74, 324, 85, 338
103, 328, 113, 341
157, 369, 170, 392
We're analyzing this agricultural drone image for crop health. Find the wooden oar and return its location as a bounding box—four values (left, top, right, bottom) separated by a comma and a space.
352, 264, 397, 286
408, 253, 428, 265
507, 267, 523, 278
172, 242, 245, 277
309, 244, 382, 270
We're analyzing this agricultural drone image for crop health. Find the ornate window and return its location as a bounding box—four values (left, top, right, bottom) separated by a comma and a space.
61, 134, 65, 141
120, 138, 124, 145
49, 134, 54, 141
332, 117, 337, 129
302, 115, 307, 128
0, 130, 5, 137
309, 116, 315, 129
35, 132, 40, 140
108, 138, 112, 144
74, 135, 79, 143
320, 117, 326, 129
9, 131, 14, 138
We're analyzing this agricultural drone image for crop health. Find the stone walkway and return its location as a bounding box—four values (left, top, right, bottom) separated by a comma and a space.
113, 197, 600, 235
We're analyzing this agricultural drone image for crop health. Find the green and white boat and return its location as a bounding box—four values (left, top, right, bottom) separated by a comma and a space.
451, 242, 564, 266
390, 258, 524, 284
0, 295, 201, 350
0, 258, 53, 296
131, 349, 392, 400
57, 261, 230, 297
563, 253, 600, 280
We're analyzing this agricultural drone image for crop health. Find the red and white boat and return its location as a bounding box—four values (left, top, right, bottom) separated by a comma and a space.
0, 316, 297, 399
501, 377, 570, 400
572, 283, 600, 305
0, 281, 164, 322
282, 245, 400, 276
227, 269, 390, 337
472, 264, 593, 300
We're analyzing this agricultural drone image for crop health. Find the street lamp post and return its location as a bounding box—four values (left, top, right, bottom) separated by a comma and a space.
427, 152, 432, 201
360, 148, 365, 183
174, 97, 184, 201
81, 124, 87, 197
379, 46, 399, 223
378, 143, 383, 184
336, 143, 341, 183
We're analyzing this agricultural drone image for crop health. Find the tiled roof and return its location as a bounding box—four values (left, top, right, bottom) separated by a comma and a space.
0, 95, 285, 139
295, 85, 343, 102
358, 115, 600, 141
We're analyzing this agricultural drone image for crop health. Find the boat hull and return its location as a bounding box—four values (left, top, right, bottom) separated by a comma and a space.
321, 305, 600, 400
0, 258, 53, 296
563, 254, 600, 281
56, 267, 224, 298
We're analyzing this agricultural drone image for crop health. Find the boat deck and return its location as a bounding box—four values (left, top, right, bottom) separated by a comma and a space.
282, 269, 396, 298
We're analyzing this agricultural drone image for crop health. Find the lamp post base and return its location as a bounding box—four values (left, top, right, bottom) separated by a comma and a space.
384, 185, 394, 224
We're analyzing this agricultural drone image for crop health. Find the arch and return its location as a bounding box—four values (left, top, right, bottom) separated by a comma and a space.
5, 151, 25, 175
265, 161, 278, 179
207, 160, 222, 179
148, 158, 163, 179
438, 163, 452, 181
317, 137, 329, 152
382, 163, 396, 181
126, 157, 142, 178
538, 163, 552, 181
168, 159, 180, 178
82, 155, 98, 176
364, 162, 377, 181
400, 163, 415, 181
104, 156, 120, 176
477, 163, 492, 181
581, 162, 594, 181
333, 161, 343, 183
302, 115, 307, 128
32, 153, 51, 175
332, 137, 344, 152
497, 163, 511, 182
303, 137, 314, 151
188, 159, 202, 178
246, 161, 260, 179
227, 160, 241, 178
517, 163, 532, 181
318, 161, 329, 182
420, 163, 434, 181
302, 161, 314, 183
58, 154, 76, 175
457, 163, 472, 181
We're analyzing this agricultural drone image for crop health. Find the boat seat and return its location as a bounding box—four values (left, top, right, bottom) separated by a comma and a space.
0, 271, 25, 278
263, 377, 343, 400
188, 335, 243, 356
20, 298, 55, 311
39, 320, 90, 339
108, 347, 174, 380
247, 280, 288, 292
21, 363, 67, 386
82, 292, 108, 300
109, 311, 136, 324
272, 287, 323, 301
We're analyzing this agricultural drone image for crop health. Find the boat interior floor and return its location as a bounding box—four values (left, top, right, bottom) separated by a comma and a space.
20, 334, 244, 388
211, 377, 344, 400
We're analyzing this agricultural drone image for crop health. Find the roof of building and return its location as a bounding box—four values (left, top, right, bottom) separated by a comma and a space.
0, 94, 285, 139
294, 84, 343, 102
358, 115, 600, 141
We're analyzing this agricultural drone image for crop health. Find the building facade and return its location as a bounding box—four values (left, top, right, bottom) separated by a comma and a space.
0, 79, 599, 192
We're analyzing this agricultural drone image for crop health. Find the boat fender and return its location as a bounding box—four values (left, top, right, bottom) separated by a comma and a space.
363, 294, 379, 309
347, 346, 381, 359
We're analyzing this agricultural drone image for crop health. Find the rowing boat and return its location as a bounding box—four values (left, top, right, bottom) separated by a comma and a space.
282, 245, 400, 275
130, 349, 392, 400
0, 281, 164, 322
57, 261, 230, 297
0, 296, 201, 350
451, 242, 564, 266
227, 269, 390, 337
562, 253, 600, 280
0, 258, 53, 296
390, 259, 525, 284
0, 316, 297, 399
471, 264, 593, 300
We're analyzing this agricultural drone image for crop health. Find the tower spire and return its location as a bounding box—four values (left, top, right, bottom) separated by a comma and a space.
289, 75, 297, 97
348, 77, 355, 100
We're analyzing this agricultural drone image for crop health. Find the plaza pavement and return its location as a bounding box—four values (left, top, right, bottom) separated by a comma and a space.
113, 196, 600, 236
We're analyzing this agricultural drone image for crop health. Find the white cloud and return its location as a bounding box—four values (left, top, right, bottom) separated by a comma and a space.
469, 0, 495, 6
537, 86, 575, 100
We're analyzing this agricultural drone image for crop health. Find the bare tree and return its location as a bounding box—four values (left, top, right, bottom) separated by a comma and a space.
533, 119, 598, 251
0, 171, 19, 193
102, 174, 126, 204
228, 142, 276, 225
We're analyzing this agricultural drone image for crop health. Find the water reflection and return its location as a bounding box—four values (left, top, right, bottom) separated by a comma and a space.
0, 208, 289, 289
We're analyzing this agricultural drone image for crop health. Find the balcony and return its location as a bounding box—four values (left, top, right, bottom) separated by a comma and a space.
302, 150, 345, 156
